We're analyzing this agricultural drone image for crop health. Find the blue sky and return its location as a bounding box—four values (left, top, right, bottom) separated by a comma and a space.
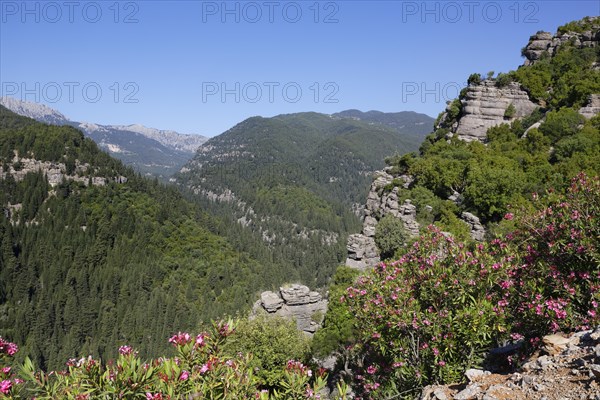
1, 1, 598, 136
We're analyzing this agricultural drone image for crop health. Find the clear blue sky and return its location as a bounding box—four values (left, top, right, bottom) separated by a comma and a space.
1, 1, 598, 136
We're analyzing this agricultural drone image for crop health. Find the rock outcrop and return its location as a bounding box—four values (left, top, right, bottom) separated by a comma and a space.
461, 212, 486, 242
421, 327, 600, 400
0, 154, 127, 188
345, 170, 420, 270
454, 81, 538, 142
522, 17, 600, 66
253, 284, 327, 334
580, 94, 600, 119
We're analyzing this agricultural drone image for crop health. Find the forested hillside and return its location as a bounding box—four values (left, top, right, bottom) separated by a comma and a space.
176, 111, 431, 287
0, 106, 280, 370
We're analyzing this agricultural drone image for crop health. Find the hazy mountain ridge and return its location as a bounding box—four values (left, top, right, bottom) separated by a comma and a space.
0, 97, 208, 177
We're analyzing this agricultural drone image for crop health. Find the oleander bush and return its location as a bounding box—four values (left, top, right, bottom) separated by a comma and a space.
0, 320, 333, 400
340, 173, 599, 398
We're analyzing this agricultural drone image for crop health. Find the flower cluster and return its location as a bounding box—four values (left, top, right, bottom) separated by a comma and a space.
344, 173, 600, 398
0, 338, 18, 357
168, 332, 192, 346
345, 226, 513, 396
3, 320, 327, 400
0, 337, 23, 397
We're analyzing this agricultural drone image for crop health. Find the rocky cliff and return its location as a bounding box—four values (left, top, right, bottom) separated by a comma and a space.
345, 170, 419, 270
452, 81, 538, 142
345, 169, 487, 270
0, 153, 127, 188
342, 18, 600, 266
522, 17, 600, 66
253, 284, 328, 334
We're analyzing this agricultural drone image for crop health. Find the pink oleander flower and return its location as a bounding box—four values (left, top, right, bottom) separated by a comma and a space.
2, 367, 11, 375
504, 212, 514, 220
195, 333, 207, 348
199, 363, 209, 374
146, 393, 163, 400
0, 338, 18, 356
168, 332, 191, 346
179, 370, 189, 381
367, 365, 377, 374
118, 345, 134, 356
0, 380, 12, 394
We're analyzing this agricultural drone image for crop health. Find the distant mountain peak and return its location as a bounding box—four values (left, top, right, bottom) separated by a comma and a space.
0, 96, 209, 177
0, 96, 69, 125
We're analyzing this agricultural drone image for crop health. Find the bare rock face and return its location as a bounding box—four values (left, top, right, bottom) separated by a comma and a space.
461, 212, 486, 242
346, 234, 379, 271
345, 171, 421, 270
455, 81, 538, 142
579, 94, 600, 119
253, 284, 327, 334
260, 291, 284, 312
522, 17, 600, 66
0, 154, 127, 188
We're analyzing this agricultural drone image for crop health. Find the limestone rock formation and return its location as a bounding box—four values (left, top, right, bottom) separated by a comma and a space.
454, 81, 538, 142
0, 154, 127, 188
579, 94, 600, 119
522, 17, 600, 66
253, 284, 327, 334
461, 212, 486, 242
345, 171, 420, 270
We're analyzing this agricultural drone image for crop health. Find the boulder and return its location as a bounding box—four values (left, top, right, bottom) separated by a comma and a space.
261, 291, 284, 312
461, 212, 486, 242
253, 285, 328, 334
579, 94, 600, 119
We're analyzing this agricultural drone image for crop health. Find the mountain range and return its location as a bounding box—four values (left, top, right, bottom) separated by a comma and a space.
0, 96, 435, 287
0, 97, 209, 178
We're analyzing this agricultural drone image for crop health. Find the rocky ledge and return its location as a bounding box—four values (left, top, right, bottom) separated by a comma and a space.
522, 17, 600, 66
421, 327, 600, 400
253, 284, 327, 334
453, 81, 538, 143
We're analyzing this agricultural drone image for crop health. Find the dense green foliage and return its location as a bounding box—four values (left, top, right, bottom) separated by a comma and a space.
223, 315, 311, 387
312, 267, 360, 358
177, 112, 429, 287
0, 107, 280, 370
373, 215, 408, 260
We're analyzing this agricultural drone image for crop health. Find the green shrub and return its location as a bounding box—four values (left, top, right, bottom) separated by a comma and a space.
312, 266, 360, 358
374, 215, 408, 260
467, 73, 482, 86
504, 103, 516, 119
223, 315, 311, 388
538, 108, 585, 143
